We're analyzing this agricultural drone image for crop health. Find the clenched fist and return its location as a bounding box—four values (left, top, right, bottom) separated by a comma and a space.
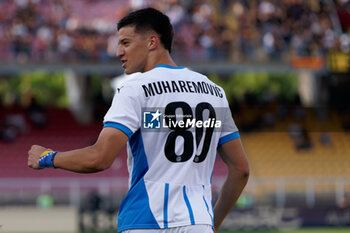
28, 145, 48, 169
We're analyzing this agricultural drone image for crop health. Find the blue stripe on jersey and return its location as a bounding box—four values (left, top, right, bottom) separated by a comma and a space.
218, 131, 240, 146
164, 183, 169, 228
103, 122, 133, 138
117, 129, 160, 232
117, 177, 160, 232
129, 129, 148, 188
183, 186, 195, 225
202, 185, 214, 227
153, 64, 185, 69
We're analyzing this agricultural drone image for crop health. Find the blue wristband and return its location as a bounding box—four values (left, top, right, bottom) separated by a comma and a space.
39, 151, 58, 168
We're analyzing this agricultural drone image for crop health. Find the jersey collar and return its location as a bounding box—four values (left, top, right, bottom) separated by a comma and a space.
153, 64, 185, 69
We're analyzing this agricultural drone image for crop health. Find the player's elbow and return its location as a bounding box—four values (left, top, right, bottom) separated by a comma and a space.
88, 156, 112, 172
83, 159, 103, 172
240, 164, 250, 180
84, 148, 111, 172
229, 162, 250, 181
88, 159, 110, 172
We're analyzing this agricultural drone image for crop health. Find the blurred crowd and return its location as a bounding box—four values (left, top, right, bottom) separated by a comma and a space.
0, 0, 350, 64
0, 96, 47, 142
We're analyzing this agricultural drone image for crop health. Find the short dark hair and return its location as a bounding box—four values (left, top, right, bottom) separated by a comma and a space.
117, 8, 174, 53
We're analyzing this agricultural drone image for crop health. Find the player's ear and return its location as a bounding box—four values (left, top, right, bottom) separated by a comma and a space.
148, 34, 159, 51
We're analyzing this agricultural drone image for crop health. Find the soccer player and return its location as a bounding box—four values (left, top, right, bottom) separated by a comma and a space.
28, 8, 249, 233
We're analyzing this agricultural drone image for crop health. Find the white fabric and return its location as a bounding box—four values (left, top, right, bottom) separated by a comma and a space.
121, 224, 213, 233
104, 65, 238, 232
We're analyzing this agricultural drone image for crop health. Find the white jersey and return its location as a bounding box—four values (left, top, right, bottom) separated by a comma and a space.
104, 64, 239, 233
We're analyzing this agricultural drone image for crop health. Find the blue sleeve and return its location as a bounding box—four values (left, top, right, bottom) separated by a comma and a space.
104, 122, 133, 139
218, 131, 240, 147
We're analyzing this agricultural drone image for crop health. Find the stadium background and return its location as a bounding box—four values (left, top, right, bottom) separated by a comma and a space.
0, 0, 350, 232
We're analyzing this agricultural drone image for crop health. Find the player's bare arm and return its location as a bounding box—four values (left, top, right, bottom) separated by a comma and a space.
28, 127, 128, 173
213, 137, 250, 233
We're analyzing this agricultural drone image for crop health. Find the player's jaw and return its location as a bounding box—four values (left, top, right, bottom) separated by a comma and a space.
122, 59, 139, 74
122, 59, 136, 74
118, 49, 145, 74
121, 54, 147, 74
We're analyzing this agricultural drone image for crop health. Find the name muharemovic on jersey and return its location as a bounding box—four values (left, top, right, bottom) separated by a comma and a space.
142, 80, 223, 98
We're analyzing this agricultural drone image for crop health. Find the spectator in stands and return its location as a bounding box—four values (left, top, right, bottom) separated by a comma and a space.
296, 128, 313, 150
0, 122, 18, 142
0, 111, 28, 142
26, 97, 47, 129
0, 0, 348, 63
289, 124, 313, 151
319, 132, 332, 147
335, 0, 350, 32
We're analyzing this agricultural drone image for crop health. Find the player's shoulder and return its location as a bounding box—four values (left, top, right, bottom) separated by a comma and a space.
189, 69, 229, 101
189, 69, 225, 91
110, 73, 146, 100
120, 72, 145, 86
147, 65, 208, 80
121, 69, 167, 85
147, 65, 226, 93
